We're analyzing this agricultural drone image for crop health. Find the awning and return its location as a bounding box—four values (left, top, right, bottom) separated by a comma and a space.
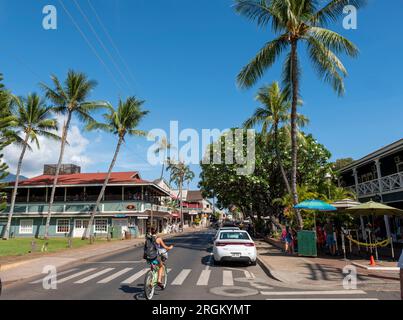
171, 213, 180, 218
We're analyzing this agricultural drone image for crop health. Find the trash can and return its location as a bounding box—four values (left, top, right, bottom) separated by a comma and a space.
297, 230, 317, 257
124, 230, 131, 240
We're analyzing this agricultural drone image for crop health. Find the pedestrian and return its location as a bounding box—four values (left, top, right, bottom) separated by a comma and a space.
324, 220, 336, 256
398, 250, 403, 300
283, 226, 294, 254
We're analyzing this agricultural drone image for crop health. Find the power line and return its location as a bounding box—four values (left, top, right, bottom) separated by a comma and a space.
58, 0, 125, 94
87, 0, 139, 88
72, 0, 134, 94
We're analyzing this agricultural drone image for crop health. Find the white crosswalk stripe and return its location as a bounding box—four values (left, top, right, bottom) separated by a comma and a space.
30, 268, 79, 284
57, 268, 97, 284
121, 268, 148, 285
260, 290, 367, 296
97, 268, 133, 284
75, 268, 115, 284
171, 269, 191, 286
223, 270, 233, 286
196, 270, 211, 286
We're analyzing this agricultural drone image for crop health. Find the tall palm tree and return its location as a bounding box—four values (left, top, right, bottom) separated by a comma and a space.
154, 137, 172, 180
235, 0, 364, 228
83, 97, 149, 240
40, 70, 108, 239
2, 94, 60, 240
243, 82, 308, 194
166, 159, 195, 229
0, 75, 15, 214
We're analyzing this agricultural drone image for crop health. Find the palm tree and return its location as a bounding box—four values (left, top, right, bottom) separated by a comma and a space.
83, 97, 149, 240
2, 94, 60, 240
243, 82, 308, 194
166, 159, 195, 229
235, 0, 364, 229
40, 70, 108, 239
154, 137, 172, 180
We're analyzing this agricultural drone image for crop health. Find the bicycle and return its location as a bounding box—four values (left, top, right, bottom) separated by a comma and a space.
143, 259, 168, 300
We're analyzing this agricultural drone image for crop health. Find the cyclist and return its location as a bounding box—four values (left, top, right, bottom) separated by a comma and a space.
148, 227, 173, 288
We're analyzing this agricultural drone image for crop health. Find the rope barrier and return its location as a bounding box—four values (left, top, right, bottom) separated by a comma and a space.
343, 232, 391, 248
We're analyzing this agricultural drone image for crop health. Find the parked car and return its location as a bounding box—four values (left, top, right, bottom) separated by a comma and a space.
213, 230, 257, 266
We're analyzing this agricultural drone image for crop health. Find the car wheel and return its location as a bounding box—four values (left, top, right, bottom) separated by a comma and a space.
250, 260, 257, 266
213, 258, 221, 266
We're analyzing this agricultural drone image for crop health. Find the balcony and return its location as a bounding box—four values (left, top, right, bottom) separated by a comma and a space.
1, 200, 170, 215
354, 172, 403, 197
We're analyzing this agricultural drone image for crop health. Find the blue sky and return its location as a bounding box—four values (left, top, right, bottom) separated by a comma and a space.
1, 0, 402, 189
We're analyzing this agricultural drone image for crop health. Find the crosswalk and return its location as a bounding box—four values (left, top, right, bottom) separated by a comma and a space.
30, 266, 242, 287
28, 266, 373, 300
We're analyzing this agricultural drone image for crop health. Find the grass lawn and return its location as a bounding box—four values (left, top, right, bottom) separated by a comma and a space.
0, 238, 111, 257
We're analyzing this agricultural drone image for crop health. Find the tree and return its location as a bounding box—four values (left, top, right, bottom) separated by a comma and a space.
83, 97, 149, 240
243, 82, 308, 193
153, 137, 172, 180
332, 157, 354, 171
166, 159, 195, 229
234, 0, 364, 228
2, 94, 60, 240
199, 129, 336, 225
40, 70, 108, 239
0, 75, 14, 215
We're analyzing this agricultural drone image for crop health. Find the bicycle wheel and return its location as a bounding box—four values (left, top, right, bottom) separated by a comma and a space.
160, 266, 168, 290
144, 270, 155, 300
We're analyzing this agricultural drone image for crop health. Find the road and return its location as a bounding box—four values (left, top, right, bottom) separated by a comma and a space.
0, 229, 399, 300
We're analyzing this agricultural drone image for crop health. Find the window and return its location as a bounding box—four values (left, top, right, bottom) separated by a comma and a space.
19, 219, 33, 234
219, 232, 250, 240
94, 219, 108, 233
57, 219, 70, 234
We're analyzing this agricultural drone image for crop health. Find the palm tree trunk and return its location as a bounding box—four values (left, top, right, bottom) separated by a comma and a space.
160, 151, 165, 180
273, 125, 291, 194
2, 133, 29, 240
44, 111, 72, 239
290, 41, 303, 230
83, 136, 124, 240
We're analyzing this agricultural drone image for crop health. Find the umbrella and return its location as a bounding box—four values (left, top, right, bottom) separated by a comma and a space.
345, 201, 403, 260
295, 200, 337, 211
331, 199, 361, 210
345, 201, 403, 216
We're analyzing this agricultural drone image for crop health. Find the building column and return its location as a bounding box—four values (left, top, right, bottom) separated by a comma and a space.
352, 168, 359, 198
27, 188, 30, 203
375, 158, 392, 240
64, 187, 67, 202
122, 186, 125, 201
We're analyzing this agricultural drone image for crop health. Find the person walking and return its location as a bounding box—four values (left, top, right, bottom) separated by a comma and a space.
324, 220, 336, 256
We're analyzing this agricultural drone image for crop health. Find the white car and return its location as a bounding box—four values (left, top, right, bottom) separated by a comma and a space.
213, 230, 257, 266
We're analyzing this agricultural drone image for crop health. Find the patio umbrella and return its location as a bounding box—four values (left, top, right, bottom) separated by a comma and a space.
331, 199, 361, 210
345, 201, 403, 260
345, 201, 403, 216
295, 200, 337, 211
294, 200, 336, 234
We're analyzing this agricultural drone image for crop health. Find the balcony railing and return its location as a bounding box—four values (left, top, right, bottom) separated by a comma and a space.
1, 200, 170, 215
355, 172, 403, 197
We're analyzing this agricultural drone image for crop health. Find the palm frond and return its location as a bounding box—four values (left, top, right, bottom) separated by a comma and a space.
237, 35, 289, 88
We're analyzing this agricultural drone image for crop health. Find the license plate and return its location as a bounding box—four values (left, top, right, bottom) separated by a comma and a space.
231, 253, 241, 258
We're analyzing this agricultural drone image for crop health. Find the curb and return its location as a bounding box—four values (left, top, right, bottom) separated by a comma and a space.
256, 256, 284, 283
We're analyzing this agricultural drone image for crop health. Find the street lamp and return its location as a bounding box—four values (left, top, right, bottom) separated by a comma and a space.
324, 172, 332, 199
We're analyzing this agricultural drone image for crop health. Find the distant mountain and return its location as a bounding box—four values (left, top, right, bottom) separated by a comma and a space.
1, 173, 28, 183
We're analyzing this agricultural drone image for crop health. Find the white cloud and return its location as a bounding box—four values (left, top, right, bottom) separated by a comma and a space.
3, 116, 93, 178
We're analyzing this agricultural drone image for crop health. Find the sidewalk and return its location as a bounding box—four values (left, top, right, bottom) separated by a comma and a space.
256, 239, 401, 290
0, 227, 204, 285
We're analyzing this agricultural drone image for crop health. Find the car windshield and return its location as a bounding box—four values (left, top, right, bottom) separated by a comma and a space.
219, 232, 250, 240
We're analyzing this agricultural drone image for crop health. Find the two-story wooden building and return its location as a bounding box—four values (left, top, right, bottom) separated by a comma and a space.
0, 165, 171, 238
339, 139, 403, 243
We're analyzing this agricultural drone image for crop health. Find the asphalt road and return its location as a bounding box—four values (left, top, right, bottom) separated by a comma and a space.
0, 230, 400, 300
